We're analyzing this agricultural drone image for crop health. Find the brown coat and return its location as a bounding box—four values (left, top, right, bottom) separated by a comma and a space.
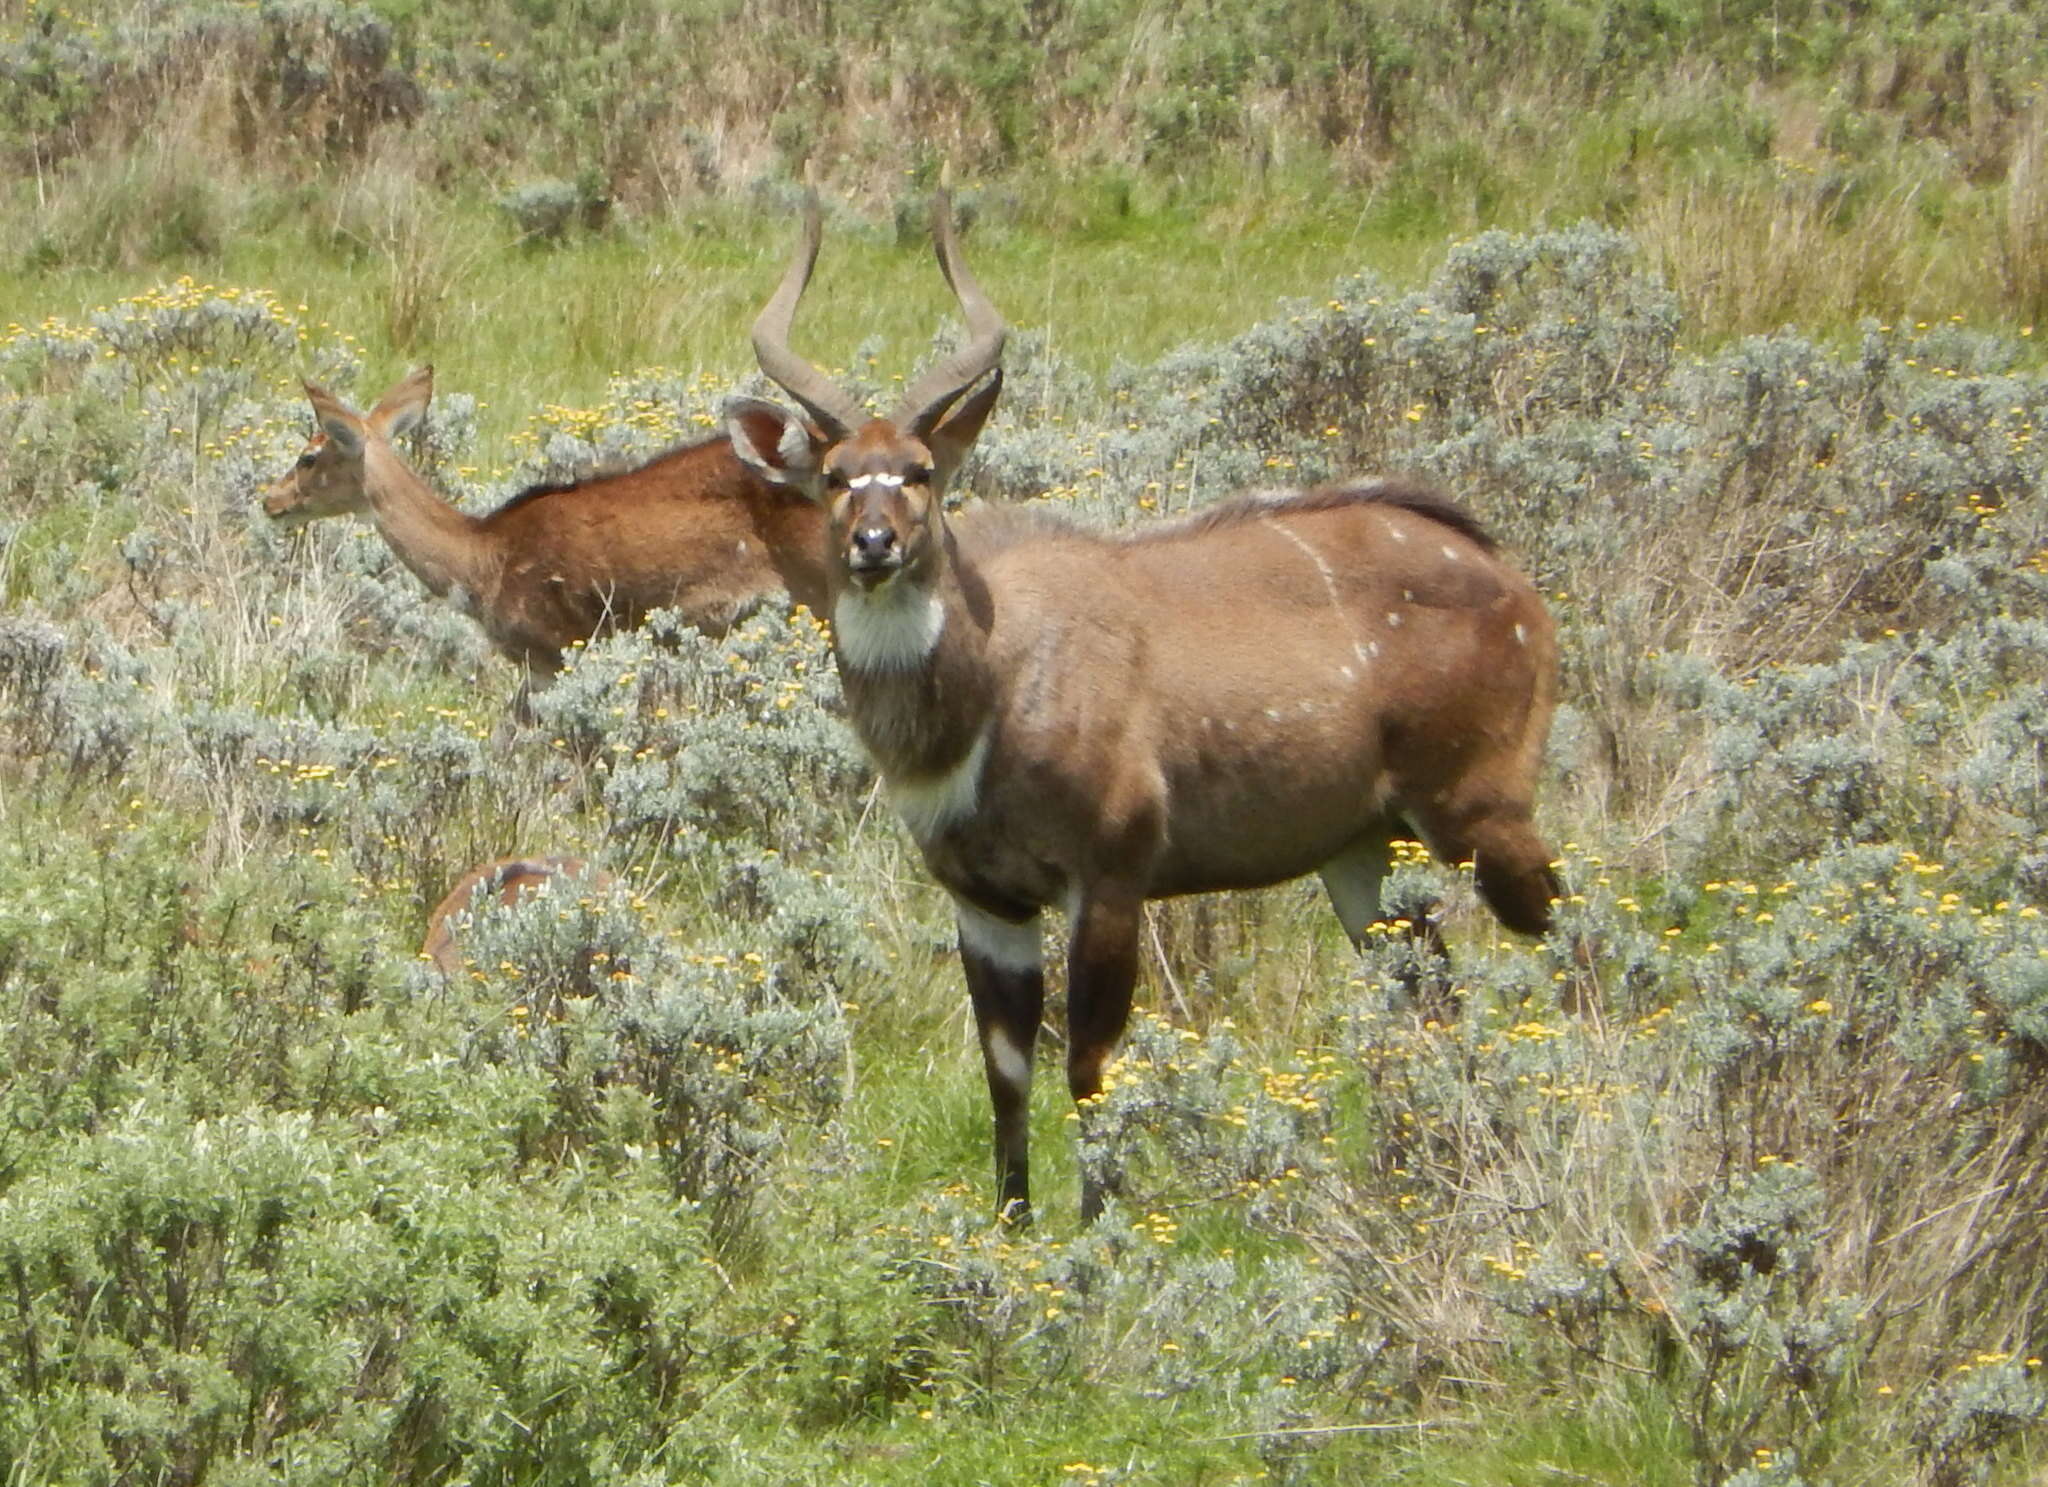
266, 369, 829, 691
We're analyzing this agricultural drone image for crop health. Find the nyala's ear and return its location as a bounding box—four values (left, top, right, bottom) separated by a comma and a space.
368, 365, 434, 442
925, 369, 1002, 493
304, 381, 367, 460
725, 396, 826, 496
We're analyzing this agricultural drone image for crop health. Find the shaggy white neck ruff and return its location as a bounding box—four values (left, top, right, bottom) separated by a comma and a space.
887, 726, 991, 844
833, 582, 945, 673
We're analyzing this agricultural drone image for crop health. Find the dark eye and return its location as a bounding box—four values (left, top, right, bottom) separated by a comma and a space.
824, 469, 850, 490
906, 464, 934, 486
295, 451, 318, 469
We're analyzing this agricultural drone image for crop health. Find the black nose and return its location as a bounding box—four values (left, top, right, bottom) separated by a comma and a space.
851, 525, 896, 563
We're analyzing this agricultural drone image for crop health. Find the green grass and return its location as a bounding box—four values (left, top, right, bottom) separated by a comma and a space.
4, 8, 2047, 1481
0, 183, 1444, 461
5, 138, 2037, 475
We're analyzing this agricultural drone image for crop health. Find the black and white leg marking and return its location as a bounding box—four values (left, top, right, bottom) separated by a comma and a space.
954, 895, 1045, 1222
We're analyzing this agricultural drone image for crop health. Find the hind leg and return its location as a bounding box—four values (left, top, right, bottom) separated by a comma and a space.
1318, 834, 1393, 948
1320, 830, 1454, 1015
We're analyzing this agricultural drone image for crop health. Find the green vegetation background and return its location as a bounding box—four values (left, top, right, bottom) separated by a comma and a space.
1, 1, 2046, 1483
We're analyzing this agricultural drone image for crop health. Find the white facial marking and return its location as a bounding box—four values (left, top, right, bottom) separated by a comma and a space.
847, 472, 906, 491
833, 587, 945, 672
985, 1027, 1034, 1092
955, 894, 1043, 974
891, 728, 992, 842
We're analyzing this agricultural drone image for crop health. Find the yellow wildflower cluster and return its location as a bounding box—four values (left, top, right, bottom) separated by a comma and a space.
505, 370, 735, 454
1481, 1238, 1540, 1281
251, 755, 357, 788
3, 277, 342, 368
1255, 1059, 1334, 1114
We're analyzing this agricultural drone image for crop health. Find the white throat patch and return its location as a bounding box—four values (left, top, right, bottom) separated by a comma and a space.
833, 585, 945, 672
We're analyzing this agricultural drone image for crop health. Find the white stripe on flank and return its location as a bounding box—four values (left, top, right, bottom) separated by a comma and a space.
834, 586, 945, 672
892, 728, 993, 843
954, 894, 1043, 973
1270, 519, 1344, 614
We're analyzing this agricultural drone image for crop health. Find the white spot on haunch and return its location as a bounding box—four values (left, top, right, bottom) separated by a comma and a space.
890, 728, 991, 843
1442, 544, 1461, 562
955, 894, 1042, 974
1340, 665, 1356, 682
1515, 622, 1529, 646
1403, 589, 1415, 602
1383, 519, 1409, 542
1386, 611, 1403, 628
834, 586, 945, 672
1265, 707, 1284, 722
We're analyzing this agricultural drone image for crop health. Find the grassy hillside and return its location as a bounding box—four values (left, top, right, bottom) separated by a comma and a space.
3, 0, 2047, 419
2, 3, 2047, 1484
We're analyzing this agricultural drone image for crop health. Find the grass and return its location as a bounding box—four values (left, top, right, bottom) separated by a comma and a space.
0, 184, 1441, 458
5, 132, 2041, 473
3, 8, 2047, 1482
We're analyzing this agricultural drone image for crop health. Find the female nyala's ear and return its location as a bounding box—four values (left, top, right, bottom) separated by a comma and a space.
304, 381, 368, 460
368, 365, 434, 443
724, 396, 825, 495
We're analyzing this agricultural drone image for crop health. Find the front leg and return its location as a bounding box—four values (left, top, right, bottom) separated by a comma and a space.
1066, 888, 1144, 1223
954, 896, 1045, 1224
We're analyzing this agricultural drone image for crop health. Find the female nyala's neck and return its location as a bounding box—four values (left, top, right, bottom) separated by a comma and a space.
833, 568, 995, 784
361, 442, 495, 602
